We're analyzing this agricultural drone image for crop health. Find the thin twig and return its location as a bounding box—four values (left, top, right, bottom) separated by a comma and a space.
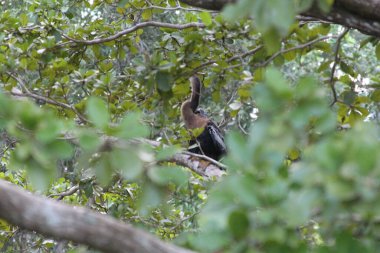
182, 151, 228, 170
171, 211, 200, 230
6, 72, 88, 123
227, 45, 264, 63
296, 15, 333, 25
329, 28, 350, 106
7, 72, 31, 93
195, 139, 206, 156
48, 185, 80, 200
237, 114, 249, 135
257, 35, 338, 68
191, 45, 264, 74
62, 21, 205, 45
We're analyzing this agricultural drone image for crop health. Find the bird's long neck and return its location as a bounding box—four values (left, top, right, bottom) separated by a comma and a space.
181, 101, 208, 129
189, 76, 201, 112
181, 101, 196, 129
181, 76, 208, 129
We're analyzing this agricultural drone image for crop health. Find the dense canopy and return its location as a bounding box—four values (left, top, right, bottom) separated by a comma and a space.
1, 0, 380, 252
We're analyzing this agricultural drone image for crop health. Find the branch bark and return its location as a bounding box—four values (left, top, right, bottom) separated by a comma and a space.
335, 0, 380, 20
303, 5, 380, 38
179, 0, 380, 38
179, 0, 236, 11
0, 179, 196, 253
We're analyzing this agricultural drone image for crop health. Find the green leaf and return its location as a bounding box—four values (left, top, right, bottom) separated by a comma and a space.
296, 0, 314, 12
27, 161, 54, 191
283, 47, 296, 61
18, 103, 42, 130
79, 131, 101, 151
86, 97, 109, 129
117, 112, 149, 140
156, 71, 173, 92
318, 60, 332, 72
190, 127, 205, 138
228, 210, 250, 239
226, 131, 251, 166
287, 148, 301, 161
262, 29, 281, 54
315, 41, 331, 53
36, 118, 62, 143
199, 11, 212, 26
117, 0, 129, 7
20, 13, 28, 26
280, 190, 318, 227
155, 145, 181, 160
138, 183, 163, 215
148, 166, 188, 186
118, 148, 144, 180
46, 140, 73, 159
376, 44, 380, 60
141, 10, 153, 20
190, 230, 230, 252
94, 153, 114, 185
264, 68, 292, 97
370, 89, 380, 102
340, 61, 355, 76
342, 90, 356, 105
222, 0, 253, 22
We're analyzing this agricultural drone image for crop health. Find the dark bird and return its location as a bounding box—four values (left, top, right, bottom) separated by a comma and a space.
181, 76, 226, 160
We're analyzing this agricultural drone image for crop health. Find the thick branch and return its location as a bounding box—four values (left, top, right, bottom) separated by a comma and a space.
335, 0, 380, 20
303, 6, 380, 38
139, 139, 226, 178
179, 0, 380, 38
0, 179, 195, 253
72, 137, 226, 178
179, 0, 236, 11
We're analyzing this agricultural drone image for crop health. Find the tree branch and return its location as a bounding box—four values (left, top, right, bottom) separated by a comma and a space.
257, 35, 338, 68
6, 72, 88, 124
303, 6, 380, 38
179, 0, 380, 38
329, 28, 350, 107
48, 185, 80, 200
62, 134, 226, 179
191, 45, 263, 74
63, 21, 205, 45
138, 139, 226, 178
179, 0, 236, 11
0, 179, 196, 253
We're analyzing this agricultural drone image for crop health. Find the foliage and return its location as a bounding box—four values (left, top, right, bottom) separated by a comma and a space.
1, 0, 380, 252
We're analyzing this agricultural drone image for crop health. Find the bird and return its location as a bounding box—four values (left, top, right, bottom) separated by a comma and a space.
181, 76, 226, 160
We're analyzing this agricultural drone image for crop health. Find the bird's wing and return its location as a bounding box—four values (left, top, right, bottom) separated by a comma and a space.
206, 121, 226, 153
